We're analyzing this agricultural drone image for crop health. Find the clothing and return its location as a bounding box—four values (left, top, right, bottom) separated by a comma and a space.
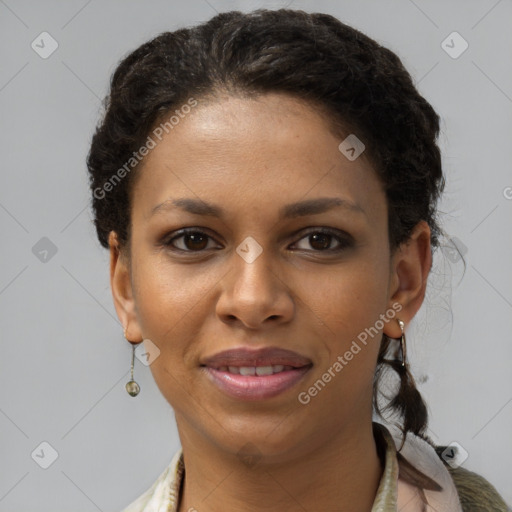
120, 422, 509, 512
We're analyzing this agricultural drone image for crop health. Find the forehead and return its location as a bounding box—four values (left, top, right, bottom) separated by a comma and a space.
131, 93, 385, 222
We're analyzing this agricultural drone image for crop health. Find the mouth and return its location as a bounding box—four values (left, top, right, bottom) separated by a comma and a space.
200, 346, 313, 369
200, 347, 313, 400
205, 364, 304, 375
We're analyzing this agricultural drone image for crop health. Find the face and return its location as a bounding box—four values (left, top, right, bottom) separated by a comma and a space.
111, 92, 422, 462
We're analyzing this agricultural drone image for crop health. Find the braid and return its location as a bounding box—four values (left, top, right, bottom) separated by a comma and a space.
373, 334, 431, 451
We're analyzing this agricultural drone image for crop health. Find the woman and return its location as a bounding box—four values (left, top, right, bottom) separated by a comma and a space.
87, 9, 509, 511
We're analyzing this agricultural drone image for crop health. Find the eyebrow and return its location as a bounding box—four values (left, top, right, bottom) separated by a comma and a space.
149, 196, 365, 220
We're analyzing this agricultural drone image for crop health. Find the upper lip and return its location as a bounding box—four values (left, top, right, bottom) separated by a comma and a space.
201, 347, 313, 369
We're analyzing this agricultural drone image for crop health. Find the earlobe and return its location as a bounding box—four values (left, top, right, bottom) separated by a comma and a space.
109, 231, 142, 342
385, 221, 432, 338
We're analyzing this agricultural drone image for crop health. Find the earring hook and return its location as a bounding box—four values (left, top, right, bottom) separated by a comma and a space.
397, 319, 406, 368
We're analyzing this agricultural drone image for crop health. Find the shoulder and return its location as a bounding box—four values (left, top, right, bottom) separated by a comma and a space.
434, 446, 510, 512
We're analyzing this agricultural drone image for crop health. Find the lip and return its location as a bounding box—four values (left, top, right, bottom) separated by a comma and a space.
204, 366, 312, 400
200, 347, 313, 401
201, 347, 313, 369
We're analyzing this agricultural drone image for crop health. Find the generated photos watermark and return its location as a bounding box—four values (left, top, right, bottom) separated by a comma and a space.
298, 302, 403, 405
93, 97, 198, 200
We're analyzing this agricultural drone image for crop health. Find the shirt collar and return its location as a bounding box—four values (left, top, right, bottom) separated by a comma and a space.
371, 421, 399, 510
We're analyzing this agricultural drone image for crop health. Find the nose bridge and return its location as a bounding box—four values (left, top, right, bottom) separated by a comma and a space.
232, 234, 276, 295
216, 234, 294, 327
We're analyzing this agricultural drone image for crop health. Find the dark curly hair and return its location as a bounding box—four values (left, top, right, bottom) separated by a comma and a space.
87, 8, 445, 449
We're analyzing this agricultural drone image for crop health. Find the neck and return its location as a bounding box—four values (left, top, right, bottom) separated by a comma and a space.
176, 420, 383, 512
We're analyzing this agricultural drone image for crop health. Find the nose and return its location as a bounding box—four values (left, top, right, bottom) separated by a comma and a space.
215, 244, 295, 330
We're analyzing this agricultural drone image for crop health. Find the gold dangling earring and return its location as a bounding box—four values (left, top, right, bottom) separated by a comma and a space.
124, 328, 141, 397
397, 319, 407, 368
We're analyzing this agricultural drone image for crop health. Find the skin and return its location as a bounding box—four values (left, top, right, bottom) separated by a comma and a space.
109, 92, 432, 512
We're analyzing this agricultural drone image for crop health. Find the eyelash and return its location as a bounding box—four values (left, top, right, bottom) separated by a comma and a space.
162, 227, 353, 254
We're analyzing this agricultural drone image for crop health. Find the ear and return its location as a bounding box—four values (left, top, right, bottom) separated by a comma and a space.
109, 231, 143, 343
384, 221, 432, 338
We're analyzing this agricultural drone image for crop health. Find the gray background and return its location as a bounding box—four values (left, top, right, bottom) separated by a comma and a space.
1, 0, 511, 510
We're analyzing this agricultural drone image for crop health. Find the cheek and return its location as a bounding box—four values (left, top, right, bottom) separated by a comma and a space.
131, 259, 205, 408
132, 253, 212, 334
299, 259, 390, 337
296, 259, 390, 406
299, 270, 388, 413
130, 256, 216, 390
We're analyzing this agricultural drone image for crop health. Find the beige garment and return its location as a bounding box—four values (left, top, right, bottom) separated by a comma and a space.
120, 422, 464, 512
372, 422, 463, 511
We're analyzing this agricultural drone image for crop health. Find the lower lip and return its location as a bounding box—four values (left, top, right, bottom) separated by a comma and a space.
203, 366, 312, 400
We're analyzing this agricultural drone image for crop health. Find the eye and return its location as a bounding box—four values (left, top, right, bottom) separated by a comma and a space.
162, 227, 353, 254
164, 229, 219, 252
292, 228, 353, 252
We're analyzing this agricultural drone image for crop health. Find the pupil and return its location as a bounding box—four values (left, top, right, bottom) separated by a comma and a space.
310, 233, 330, 250
186, 233, 207, 250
